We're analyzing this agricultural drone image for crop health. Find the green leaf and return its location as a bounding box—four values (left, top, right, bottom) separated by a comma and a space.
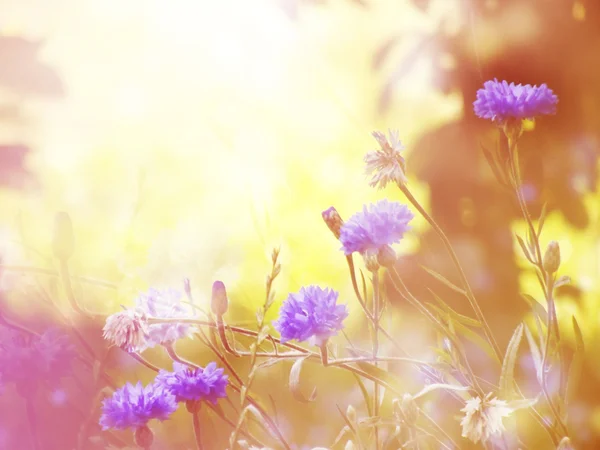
500, 323, 524, 398
412, 383, 470, 401
428, 290, 482, 328
420, 265, 466, 297
524, 325, 543, 384
554, 275, 571, 289
521, 294, 548, 323
289, 356, 317, 403
566, 316, 585, 407
515, 234, 534, 263
351, 372, 373, 418
537, 202, 548, 236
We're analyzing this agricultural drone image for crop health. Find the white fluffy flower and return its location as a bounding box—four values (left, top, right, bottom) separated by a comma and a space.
460, 393, 512, 444
364, 129, 407, 189
103, 308, 150, 353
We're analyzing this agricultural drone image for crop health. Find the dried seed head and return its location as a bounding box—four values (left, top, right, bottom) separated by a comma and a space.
322, 207, 344, 240
543, 241, 561, 274
211, 281, 229, 317
134, 425, 154, 448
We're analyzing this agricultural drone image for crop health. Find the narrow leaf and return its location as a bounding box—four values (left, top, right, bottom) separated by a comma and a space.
289, 356, 317, 403
428, 291, 482, 328
481, 143, 508, 187
412, 383, 470, 401
524, 325, 543, 384
500, 323, 524, 398
420, 265, 466, 297
566, 316, 585, 406
554, 275, 571, 289
521, 294, 548, 323
507, 396, 539, 411
515, 234, 534, 263
537, 202, 548, 236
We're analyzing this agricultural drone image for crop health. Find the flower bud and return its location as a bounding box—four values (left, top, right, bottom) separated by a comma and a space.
543, 241, 561, 274
134, 425, 154, 448
322, 207, 344, 240
377, 244, 396, 268
52, 212, 74, 261
211, 281, 229, 317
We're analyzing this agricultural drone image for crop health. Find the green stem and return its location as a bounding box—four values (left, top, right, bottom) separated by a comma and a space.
398, 184, 502, 362
506, 135, 569, 438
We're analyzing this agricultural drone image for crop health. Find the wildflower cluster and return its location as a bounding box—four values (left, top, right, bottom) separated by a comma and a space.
2, 77, 576, 449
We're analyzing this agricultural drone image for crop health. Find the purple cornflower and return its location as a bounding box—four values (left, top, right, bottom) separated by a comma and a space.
0, 327, 74, 388
99, 382, 177, 430
156, 362, 228, 404
473, 79, 558, 123
339, 200, 414, 255
273, 286, 348, 346
135, 287, 195, 348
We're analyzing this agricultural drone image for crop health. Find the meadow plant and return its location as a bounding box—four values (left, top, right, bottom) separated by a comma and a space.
0, 80, 584, 449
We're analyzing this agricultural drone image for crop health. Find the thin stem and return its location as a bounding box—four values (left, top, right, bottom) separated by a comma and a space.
388, 267, 482, 394
372, 270, 381, 450
506, 135, 569, 438
192, 410, 204, 450
398, 183, 502, 361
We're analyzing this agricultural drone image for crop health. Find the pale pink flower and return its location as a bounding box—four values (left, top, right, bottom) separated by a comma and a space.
460, 393, 512, 443
103, 308, 150, 353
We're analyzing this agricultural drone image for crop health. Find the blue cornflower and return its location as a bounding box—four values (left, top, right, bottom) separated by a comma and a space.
274, 286, 348, 346
99, 382, 177, 430
339, 200, 413, 255
473, 79, 558, 123
155, 362, 228, 404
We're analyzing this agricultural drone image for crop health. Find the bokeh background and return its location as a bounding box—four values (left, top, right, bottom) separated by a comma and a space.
1, 0, 600, 448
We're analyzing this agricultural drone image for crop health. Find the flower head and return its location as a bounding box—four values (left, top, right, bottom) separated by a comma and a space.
103, 308, 150, 353
99, 382, 177, 430
135, 287, 195, 348
460, 393, 512, 444
156, 361, 229, 404
339, 200, 413, 255
473, 79, 558, 123
274, 286, 348, 346
365, 130, 407, 189
0, 328, 74, 387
